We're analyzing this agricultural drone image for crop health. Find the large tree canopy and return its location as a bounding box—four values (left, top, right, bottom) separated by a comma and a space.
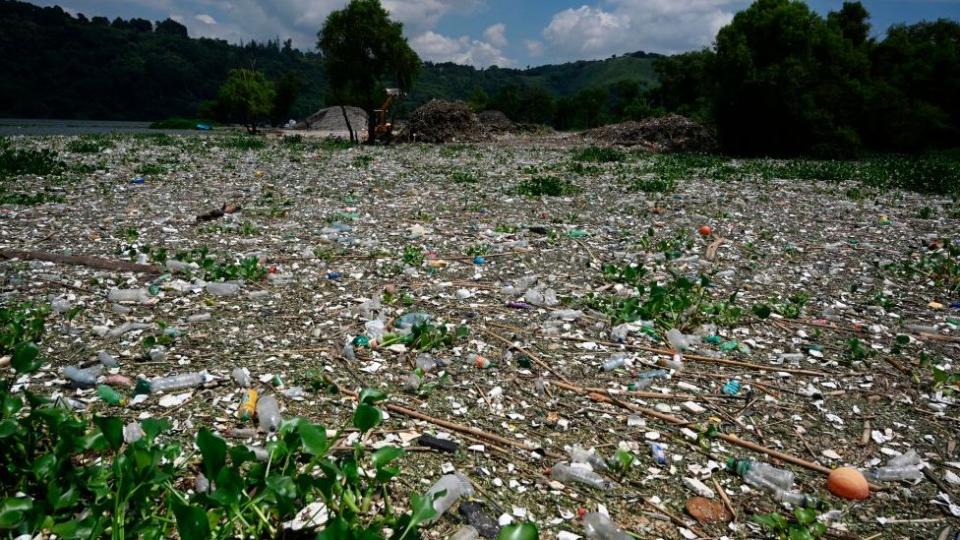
318, 0, 421, 143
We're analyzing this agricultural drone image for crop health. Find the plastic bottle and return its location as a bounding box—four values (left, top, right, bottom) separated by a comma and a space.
602, 353, 629, 371
550, 463, 613, 490
188, 313, 211, 323
772, 488, 825, 509
866, 466, 923, 481
582, 512, 631, 540
123, 422, 144, 443
415, 353, 438, 371
402, 372, 422, 393
649, 443, 667, 465
98, 351, 118, 368
97, 385, 125, 405
887, 449, 921, 468
205, 282, 240, 297
396, 312, 431, 331
568, 444, 608, 471
108, 288, 149, 303
365, 319, 386, 342
238, 389, 258, 421
64, 365, 100, 388
51, 298, 72, 314
232, 367, 251, 388
551, 309, 583, 321
778, 353, 805, 363
342, 340, 356, 361
425, 473, 474, 523
610, 324, 630, 343
459, 501, 500, 537
256, 395, 281, 433
149, 371, 209, 393
729, 458, 794, 491
665, 329, 688, 351
449, 526, 479, 540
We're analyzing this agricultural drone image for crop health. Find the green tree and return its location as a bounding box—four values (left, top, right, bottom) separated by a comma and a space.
271, 71, 303, 125
318, 0, 421, 143
712, 0, 870, 156
214, 69, 276, 133
828, 1, 871, 46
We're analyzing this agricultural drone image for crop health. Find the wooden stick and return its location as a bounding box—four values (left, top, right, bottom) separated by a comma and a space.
712, 477, 737, 521
0, 249, 162, 275
551, 379, 884, 490
558, 336, 827, 377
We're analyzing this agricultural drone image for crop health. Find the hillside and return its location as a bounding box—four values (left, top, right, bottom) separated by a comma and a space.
0, 0, 660, 121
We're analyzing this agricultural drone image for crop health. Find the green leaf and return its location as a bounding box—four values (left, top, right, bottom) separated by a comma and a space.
497, 522, 539, 540
0, 497, 33, 529
788, 528, 815, 540
752, 512, 788, 531
266, 475, 297, 499
317, 516, 350, 540
406, 492, 438, 530
0, 419, 17, 438
173, 502, 210, 540
794, 507, 817, 526
358, 388, 387, 405
298, 423, 328, 456
372, 446, 405, 468
752, 304, 772, 319
196, 428, 226, 479
94, 416, 124, 451
353, 403, 382, 433
140, 418, 170, 442
12, 342, 41, 373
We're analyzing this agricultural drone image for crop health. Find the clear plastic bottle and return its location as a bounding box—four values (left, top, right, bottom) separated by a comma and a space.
568, 444, 608, 471
97, 351, 118, 367
867, 466, 923, 481
449, 526, 479, 540
365, 319, 386, 342
149, 371, 209, 393
665, 328, 688, 351
772, 488, 824, 509
256, 395, 282, 433
551, 309, 583, 321
108, 288, 149, 303
729, 458, 795, 491
602, 353, 629, 371
582, 512, 631, 540
64, 365, 100, 388
231, 367, 251, 388
888, 449, 921, 468
396, 312, 431, 331
550, 463, 613, 490
205, 282, 240, 297
188, 313, 211, 323
425, 473, 474, 523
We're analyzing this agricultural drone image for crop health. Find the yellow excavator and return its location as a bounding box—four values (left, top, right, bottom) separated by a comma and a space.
373, 88, 401, 142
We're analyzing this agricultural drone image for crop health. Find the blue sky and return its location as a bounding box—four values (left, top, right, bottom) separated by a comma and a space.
34, 0, 960, 68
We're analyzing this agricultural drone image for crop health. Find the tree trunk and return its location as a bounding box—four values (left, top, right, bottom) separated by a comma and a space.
339, 105, 355, 143
367, 109, 377, 145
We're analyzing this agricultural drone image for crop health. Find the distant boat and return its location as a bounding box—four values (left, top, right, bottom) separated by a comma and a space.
195, 123, 212, 131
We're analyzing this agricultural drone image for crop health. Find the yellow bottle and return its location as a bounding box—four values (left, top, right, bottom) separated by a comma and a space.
238, 389, 258, 421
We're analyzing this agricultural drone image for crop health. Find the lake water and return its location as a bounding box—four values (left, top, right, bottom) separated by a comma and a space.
0, 118, 211, 136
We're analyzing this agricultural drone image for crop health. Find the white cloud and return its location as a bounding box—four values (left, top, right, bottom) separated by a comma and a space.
525, 39, 545, 58
483, 22, 507, 48
194, 13, 217, 25
542, 0, 744, 61
411, 30, 513, 68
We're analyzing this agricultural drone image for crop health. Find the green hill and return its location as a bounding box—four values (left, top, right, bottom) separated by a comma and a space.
0, 0, 660, 122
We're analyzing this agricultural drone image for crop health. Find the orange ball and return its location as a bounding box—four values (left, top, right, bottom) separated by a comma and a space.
698, 225, 713, 236
828, 467, 869, 500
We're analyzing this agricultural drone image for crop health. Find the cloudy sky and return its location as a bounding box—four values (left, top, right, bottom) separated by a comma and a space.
36, 0, 960, 68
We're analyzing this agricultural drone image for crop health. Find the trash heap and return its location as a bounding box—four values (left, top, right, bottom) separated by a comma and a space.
584, 114, 718, 152
1, 133, 958, 539
478, 110, 515, 134
295, 105, 368, 132
400, 100, 486, 143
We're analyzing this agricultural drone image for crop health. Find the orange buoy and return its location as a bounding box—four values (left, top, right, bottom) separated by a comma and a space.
827, 467, 869, 500
698, 225, 713, 236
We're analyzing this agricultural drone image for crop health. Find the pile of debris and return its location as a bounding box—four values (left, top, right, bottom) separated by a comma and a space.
478, 110, 515, 133
295, 106, 368, 133
584, 114, 717, 152
400, 100, 485, 143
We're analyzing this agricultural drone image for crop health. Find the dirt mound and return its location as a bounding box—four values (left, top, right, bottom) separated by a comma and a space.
478, 110, 515, 133
584, 114, 717, 152
401, 100, 485, 143
295, 106, 368, 132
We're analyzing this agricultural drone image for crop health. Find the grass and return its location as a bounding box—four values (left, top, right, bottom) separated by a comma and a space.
515, 175, 580, 197
450, 170, 479, 184
66, 136, 113, 154
135, 163, 166, 175
572, 146, 626, 163
0, 141, 61, 178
